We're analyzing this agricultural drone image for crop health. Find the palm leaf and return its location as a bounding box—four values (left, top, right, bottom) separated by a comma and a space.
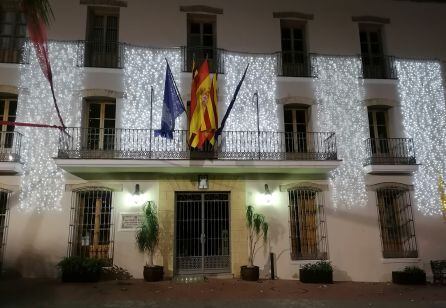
21, 0, 54, 25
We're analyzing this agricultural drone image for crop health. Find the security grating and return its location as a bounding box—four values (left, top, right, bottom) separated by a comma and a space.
175, 192, 230, 275
68, 188, 114, 265
0, 189, 10, 273
376, 187, 418, 258
288, 187, 328, 260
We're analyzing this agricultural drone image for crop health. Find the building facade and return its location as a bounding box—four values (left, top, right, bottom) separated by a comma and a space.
0, 0, 445, 282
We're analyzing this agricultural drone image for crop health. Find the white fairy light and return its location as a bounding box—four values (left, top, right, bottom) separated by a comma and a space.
313, 55, 368, 208
121, 46, 183, 152
395, 60, 446, 216
222, 52, 278, 155
16, 41, 84, 212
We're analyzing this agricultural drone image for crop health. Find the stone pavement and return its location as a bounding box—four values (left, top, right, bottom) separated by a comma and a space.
0, 278, 445, 307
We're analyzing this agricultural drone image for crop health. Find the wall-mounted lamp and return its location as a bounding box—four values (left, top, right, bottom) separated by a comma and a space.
264, 184, 272, 204
132, 184, 144, 205
198, 175, 208, 190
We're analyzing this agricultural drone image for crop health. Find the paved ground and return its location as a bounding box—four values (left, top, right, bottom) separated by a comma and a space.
0, 278, 445, 307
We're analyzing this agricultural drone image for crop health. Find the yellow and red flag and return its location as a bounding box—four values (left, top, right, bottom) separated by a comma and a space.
189, 60, 218, 148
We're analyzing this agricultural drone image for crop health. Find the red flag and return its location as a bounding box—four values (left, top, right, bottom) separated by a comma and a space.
22, 2, 66, 130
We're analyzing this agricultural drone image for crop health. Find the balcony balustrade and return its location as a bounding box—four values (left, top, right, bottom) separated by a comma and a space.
0, 131, 22, 162
276, 52, 314, 77
364, 138, 416, 166
79, 41, 124, 69
57, 128, 337, 161
181, 46, 225, 74
0, 37, 28, 64
361, 54, 397, 79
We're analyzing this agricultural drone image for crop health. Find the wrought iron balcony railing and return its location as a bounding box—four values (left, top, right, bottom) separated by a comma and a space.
181, 46, 225, 74
276, 52, 314, 77
0, 131, 22, 162
364, 138, 416, 166
57, 128, 337, 161
79, 41, 124, 69
361, 54, 397, 79
0, 37, 29, 64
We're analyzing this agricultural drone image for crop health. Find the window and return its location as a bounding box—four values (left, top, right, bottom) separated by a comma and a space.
0, 95, 17, 149
284, 105, 308, 153
85, 7, 120, 68
0, 9, 26, 63
288, 187, 327, 260
280, 20, 309, 77
0, 189, 10, 272
187, 13, 217, 72
84, 98, 116, 151
359, 24, 386, 78
68, 188, 114, 265
368, 107, 389, 154
376, 186, 418, 258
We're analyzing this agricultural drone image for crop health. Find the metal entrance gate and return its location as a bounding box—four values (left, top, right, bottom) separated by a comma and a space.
175, 192, 230, 275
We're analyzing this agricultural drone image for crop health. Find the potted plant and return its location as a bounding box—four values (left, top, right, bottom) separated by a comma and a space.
392, 266, 426, 285
136, 201, 163, 282
240, 205, 269, 281
299, 261, 333, 283
57, 256, 104, 282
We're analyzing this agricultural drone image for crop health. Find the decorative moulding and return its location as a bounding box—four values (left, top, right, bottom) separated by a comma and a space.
273, 11, 314, 20
80, 0, 127, 7
180, 5, 223, 15
280, 181, 328, 192
367, 182, 414, 191
0, 85, 19, 95
65, 182, 123, 192
352, 15, 390, 24
277, 96, 315, 106
363, 98, 400, 107
0, 183, 20, 193
80, 88, 125, 99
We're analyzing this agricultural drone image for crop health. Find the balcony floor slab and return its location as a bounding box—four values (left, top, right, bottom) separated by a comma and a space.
54, 158, 341, 179
363, 164, 419, 175
0, 161, 22, 175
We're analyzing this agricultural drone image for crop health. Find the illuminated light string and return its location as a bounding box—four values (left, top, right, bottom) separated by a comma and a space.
222, 52, 278, 154
121, 46, 183, 151
395, 60, 446, 216
313, 55, 368, 208
16, 41, 84, 212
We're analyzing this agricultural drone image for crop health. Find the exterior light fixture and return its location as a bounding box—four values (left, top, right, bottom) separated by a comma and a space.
198, 175, 208, 190
132, 184, 144, 205
264, 184, 272, 204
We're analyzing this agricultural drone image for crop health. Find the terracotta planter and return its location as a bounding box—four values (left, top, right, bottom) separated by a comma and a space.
240, 266, 259, 281
143, 265, 164, 282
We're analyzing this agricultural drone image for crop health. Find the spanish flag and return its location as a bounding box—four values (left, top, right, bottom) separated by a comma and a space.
189, 60, 218, 148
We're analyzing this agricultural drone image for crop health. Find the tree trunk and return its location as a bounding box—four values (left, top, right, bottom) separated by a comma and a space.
148, 251, 154, 267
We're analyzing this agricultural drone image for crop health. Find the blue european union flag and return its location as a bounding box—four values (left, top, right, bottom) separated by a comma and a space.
155, 62, 185, 139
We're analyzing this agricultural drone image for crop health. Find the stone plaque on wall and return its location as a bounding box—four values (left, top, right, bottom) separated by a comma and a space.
119, 213, 143, 231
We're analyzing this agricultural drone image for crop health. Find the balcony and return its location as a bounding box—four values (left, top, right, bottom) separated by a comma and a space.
79, 41, 124, 69
181, 46, 225, 74
361, 55, 397, 79
364, 138, 417, 174
276, 52, 313, 78
55, 128, 339, 177
0, 37, 28, 64
0, 131, 23, 174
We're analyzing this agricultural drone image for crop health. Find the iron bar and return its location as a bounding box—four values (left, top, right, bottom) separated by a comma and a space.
364, 138, 416, 165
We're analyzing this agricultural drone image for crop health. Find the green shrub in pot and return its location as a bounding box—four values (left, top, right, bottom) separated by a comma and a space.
299, 261, 333, 283
57, 256, 104, 282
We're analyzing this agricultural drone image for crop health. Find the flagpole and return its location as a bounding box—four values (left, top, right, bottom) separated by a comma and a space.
149, 86, 153, 157
254, 91, 260, 159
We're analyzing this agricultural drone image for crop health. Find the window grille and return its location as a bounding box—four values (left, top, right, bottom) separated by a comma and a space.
0, 189, 10, 272
68, 188, 114, 265
376, 186, 418, 258
288, 187, 328, 260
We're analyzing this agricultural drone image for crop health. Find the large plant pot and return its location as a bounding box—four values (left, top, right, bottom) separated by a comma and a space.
143, 265, 164, 282
392, 271, 426, 285
240, 266, 259, 281
299, 269, 333, 283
